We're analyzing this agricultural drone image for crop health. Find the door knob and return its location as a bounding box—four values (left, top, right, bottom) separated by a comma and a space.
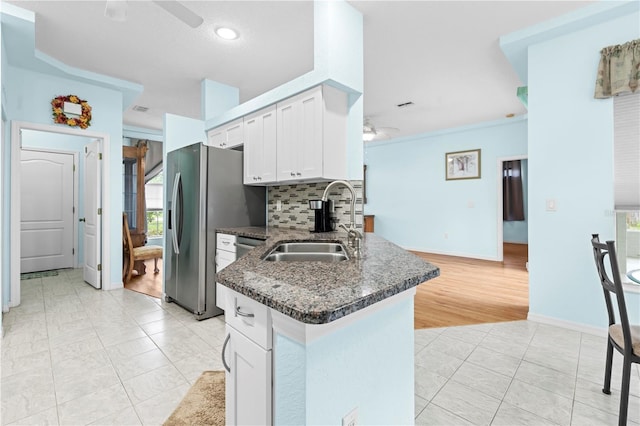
79, 218, 85, 222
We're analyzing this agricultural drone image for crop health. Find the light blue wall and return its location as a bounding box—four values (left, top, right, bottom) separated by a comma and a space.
275, 297, 414, 425
503, 158, 529, 244
163, 113, 205, 155
3, 64, 124, 293
527, 10, 640, 327
201, 79, 239, 121
21, 130, 91, 266
364, 118, 527, 260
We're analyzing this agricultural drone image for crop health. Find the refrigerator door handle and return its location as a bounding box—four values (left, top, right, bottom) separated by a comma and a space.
171, 172, 181, 254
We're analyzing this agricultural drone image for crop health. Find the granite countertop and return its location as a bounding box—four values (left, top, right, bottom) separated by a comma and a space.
215, 227, 440, 324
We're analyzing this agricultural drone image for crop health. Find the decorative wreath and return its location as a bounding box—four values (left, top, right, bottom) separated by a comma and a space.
51, 95, 92, 129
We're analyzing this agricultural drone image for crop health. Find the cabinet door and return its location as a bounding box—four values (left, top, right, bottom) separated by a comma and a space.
224, 325, 272, 426
298, 86, 323, 179
244, 106, 277, 185
276, 99, 298, 182
225, 118, 244, 149
207, 127, 226, 148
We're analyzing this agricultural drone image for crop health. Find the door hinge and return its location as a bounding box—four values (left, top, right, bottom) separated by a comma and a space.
73, 164, 76, 172
72, 206, 75, 213
98, 208, 102, 215
99, 153, 102, 160
97, 264, 102, 271
72, 248, 75, 255
85, 147, 87, 153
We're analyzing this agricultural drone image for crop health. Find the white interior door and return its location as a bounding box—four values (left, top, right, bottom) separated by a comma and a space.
20, 149, 74, 273
83, 140, 102, 288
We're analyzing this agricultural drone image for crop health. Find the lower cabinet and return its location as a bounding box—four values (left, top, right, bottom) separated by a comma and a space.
219, 285, 273, 425
223, 325, 272, 425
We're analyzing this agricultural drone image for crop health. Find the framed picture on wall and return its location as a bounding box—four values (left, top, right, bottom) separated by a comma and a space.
446, 149, 481, 180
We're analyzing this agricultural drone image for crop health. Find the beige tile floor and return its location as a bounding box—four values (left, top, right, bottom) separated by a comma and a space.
1, 269, 639, 425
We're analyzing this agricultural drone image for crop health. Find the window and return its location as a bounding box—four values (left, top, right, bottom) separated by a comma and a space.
614, 93, 640, 283
146, 172, 163, 237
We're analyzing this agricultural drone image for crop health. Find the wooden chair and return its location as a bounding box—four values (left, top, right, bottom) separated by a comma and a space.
591, 234, 640, 426
123, 213, 163, 284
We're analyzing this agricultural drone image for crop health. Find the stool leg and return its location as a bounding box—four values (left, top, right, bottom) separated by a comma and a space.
154, 258, 159, 274
603, 339, 613, 395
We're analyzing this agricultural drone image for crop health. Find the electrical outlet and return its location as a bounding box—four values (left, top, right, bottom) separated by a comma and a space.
276, 200, 282, 211
444, 232, 449, 239
546, 199, 557, 211
342, 408, 358, 426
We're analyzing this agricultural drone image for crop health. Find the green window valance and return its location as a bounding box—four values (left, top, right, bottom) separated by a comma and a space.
594, 39, 640, 99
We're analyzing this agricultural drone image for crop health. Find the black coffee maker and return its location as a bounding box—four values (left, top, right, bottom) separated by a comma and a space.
309, 199, 333, 232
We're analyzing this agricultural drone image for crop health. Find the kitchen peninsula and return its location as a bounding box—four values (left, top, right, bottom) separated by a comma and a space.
216, 227, 439, 425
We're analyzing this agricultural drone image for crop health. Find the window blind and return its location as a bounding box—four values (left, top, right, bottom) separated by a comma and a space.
614, 93, 640, 211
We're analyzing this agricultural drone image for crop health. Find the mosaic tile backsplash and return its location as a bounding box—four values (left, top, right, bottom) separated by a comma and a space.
268, 181, 364, 231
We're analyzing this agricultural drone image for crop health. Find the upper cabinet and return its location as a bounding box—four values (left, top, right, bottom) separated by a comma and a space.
207, 117, 243, 149
276, 85, 347, 184
210, 84, 348, 186
243, 105, 277, 184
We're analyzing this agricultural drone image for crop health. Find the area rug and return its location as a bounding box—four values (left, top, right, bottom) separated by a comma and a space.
20, 270, 59, 280
164, 370, 225, 426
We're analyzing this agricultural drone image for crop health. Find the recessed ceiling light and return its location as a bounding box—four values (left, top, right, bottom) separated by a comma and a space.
215, 27, 239, 40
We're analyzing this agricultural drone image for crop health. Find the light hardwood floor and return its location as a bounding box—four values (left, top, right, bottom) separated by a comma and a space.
124, 258, 163, 298
413, 243, 529, 329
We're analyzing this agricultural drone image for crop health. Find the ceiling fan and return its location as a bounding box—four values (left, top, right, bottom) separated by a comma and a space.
363, 117, 399, 142
105, 0, 204, 28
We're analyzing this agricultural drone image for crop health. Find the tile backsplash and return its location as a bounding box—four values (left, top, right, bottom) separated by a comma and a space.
268, 181, 364, 231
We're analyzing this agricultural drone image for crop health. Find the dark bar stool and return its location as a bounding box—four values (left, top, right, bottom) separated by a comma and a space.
590, 234, 640, 426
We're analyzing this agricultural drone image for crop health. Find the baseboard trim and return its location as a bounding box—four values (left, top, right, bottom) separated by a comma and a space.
527, 313, 607, 337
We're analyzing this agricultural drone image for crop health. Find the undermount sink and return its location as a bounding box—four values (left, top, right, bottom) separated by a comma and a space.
263, 241, 349, 262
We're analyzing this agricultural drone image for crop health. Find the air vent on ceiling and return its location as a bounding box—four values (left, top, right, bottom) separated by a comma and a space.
396, 101, 414, 108
132, 105, 149, 113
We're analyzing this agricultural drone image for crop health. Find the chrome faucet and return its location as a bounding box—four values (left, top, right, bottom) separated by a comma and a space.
321, 180, 363, 257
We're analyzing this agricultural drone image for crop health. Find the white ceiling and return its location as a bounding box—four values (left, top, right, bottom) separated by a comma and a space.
6, 0, 594, 140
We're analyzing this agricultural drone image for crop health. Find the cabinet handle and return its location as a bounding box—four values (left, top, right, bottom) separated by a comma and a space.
222, 333, 231, 373
258, 176, 262, 181
290, 172, 295, 177
221, 240, 230, 245
296, 172, 302, 176
235, 306, 255, 318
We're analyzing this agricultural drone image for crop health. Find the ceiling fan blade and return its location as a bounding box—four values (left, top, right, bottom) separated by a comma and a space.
104, 0, 127, 22
152, 0, 204, 28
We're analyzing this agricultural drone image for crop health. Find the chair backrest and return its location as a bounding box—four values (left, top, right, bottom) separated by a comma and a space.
123, 212, 134, 264
591, 234, 633, 355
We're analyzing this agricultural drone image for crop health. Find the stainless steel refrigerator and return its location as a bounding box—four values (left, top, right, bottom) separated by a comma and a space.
165, 142, 265, 320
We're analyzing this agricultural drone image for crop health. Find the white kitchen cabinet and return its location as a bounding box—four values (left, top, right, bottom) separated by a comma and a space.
276, 85, 348, 183
223, 325, 272, 426
243, 105, 277, 185
218, 286, 272, 426
215, 233, 236, 273
207, 118, 244, 149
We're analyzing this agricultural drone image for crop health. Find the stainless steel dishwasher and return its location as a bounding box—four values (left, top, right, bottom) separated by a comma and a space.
235, 236, 265, 259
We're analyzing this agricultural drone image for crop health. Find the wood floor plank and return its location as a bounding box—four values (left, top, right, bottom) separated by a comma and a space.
413, 244, 529, 329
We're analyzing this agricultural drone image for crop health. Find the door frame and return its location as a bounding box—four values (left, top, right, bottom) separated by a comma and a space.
496, 154, 528, 262
21, 147, 80, 269
10, 121, 111, 307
